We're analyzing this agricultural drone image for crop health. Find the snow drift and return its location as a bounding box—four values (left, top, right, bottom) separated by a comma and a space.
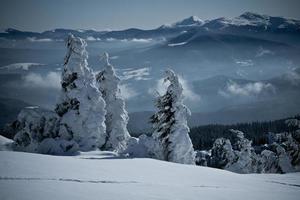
0, 150, 300, 200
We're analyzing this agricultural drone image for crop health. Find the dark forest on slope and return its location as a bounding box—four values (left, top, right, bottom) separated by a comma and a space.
189, 115, 300, 150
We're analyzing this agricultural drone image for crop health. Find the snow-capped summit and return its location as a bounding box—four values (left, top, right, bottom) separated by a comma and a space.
202, 12, 300, 32
239, 12, 269, 21
233, 11, 270, 27
172, 16, 204, 27
5, 28, 19, 33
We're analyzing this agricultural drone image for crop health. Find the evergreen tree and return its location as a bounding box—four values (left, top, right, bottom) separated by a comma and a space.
225, 129, 260, 173
96, 53, 130, 152
151, 69, 195, 164
13, 107, 78, 155
55, 34, 106, 151
210, 138, 235, 168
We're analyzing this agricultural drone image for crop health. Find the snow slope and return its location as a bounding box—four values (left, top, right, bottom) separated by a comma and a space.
0, 136, 13, 151
0, 150, 300, 200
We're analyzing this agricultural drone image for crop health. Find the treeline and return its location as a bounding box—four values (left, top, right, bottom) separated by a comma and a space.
189, 115, 300, 150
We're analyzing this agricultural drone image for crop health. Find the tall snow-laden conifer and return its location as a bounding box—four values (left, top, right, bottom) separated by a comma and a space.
151, 69, 195, 164
96, 53, 130, 152
55, 34, 106, 151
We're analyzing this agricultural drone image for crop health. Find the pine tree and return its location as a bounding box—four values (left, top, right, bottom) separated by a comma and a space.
150, 69, 195, 164
96, 53, 130, 152
55, 34, 106, 151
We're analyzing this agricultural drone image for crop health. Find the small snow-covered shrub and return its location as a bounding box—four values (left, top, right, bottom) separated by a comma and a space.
13, 107, 78, 155
123, 135, 157, 158
195, 150, 211, 166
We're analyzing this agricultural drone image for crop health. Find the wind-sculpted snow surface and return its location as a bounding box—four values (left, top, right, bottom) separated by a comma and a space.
150, 69, 195, 164
55, 34, 106, 151
0, 150, 300, 200
96, 53, 130, 152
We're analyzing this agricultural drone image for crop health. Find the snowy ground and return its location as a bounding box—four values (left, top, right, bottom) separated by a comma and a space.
1, 150, 300, 200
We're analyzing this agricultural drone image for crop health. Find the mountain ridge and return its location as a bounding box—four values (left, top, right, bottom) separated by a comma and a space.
1, 12, 299, 41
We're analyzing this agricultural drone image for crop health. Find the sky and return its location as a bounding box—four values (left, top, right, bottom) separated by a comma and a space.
0, 0, 300, 32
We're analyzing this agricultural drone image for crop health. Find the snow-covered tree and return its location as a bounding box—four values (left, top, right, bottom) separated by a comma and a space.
260, 150, 279, 173
203, 125, 300, 173
96, 53, 130, 152
275, 144, 294, 173
209, 130, 260, 173
13, 107, 78, 155
225, 129, 260, 173
195, 150, 211, 166
150, 69, 195, 164
210, 138, 236, 168
123, 135, 157, 158
55, 34, 106, 151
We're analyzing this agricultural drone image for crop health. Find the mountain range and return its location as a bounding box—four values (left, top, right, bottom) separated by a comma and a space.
1, 12, 300, 46
0, 12, 299, 132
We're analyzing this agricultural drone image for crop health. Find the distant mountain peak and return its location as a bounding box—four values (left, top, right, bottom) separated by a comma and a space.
239, 12, 269, 20
173, 15, 204, 27
5, 28, 20, 33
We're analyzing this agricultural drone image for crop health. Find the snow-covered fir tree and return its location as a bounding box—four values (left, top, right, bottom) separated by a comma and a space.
210, 138, 235, 168
96, 53, 130, 152
260, 150, 279, 173
225, 129, 260, 173
13, 107, 78, 155
55, 34, 106, 151
209, 130, 260, 173
150, 69, 195, 164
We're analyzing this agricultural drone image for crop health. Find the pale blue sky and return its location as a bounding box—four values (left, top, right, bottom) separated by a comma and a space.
1, 0, 300, 32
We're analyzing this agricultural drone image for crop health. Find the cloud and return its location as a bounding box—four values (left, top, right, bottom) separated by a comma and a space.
148, 76, 200, 102
235, 59, 253, 67
120, 38, 153, 43
1, 63, 45, 71
110, 56, 119, 60
119, 84, 138, 100
256, 47, 274, 57
148, 78, 166, 96
131, 38, 152, 43
179, 77, 201, 102
106, 38, 116, 41
236, 69, 248, 78
23, 72, 61, 89
219, 81, 275, 97
121, 67, 151, 81
168, 42, 187, 47
283, 68, 300, 86
27, 37, 53, 42
106, 38, 153, 43
86, 36, 101, 41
